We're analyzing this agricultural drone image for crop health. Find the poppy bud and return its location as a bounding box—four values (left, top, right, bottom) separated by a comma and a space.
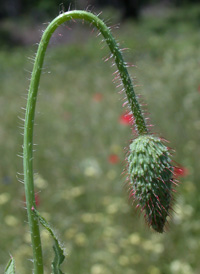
127, 135, 174, 233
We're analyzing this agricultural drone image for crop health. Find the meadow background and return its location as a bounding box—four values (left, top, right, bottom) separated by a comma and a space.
0, 3, 200, 274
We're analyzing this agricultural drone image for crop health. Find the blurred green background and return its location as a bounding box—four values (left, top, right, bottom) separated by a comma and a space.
1, 1, 200, 273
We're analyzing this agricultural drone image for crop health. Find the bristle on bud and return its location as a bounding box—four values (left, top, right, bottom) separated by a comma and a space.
127, 135, 174, 233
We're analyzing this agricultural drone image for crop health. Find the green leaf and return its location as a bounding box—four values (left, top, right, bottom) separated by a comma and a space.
5, 257, 15, 274
52, 243, 65, 274
32, 208, 65, 274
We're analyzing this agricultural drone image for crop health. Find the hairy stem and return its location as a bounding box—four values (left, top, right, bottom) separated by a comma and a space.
23, 10, 148, 274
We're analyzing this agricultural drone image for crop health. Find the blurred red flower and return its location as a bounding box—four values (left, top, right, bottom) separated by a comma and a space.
198, 85, 200, 93
108, 154, 120, 164
24, 192, 40, 207
119, 112, 134, 125
34, 193, 40, 207
174, 166, 188, 177
93, 93, 103, 102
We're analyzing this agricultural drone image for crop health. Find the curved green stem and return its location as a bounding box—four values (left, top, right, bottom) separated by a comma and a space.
23, 10, 148, 274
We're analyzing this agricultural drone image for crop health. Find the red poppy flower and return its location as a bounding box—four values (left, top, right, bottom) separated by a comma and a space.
108, 154, 120, 164
174, 166, 188, 177
119, 112, 134, 125
93, 93, 103, 102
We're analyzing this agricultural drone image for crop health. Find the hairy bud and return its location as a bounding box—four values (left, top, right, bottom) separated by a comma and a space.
127, 135, 174, 233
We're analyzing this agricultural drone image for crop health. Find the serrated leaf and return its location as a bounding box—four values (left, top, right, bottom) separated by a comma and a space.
52, 244, 65, 274
5, 257, 15, 274
32, 208, 65, 274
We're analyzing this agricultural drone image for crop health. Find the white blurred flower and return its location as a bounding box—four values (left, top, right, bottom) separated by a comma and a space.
0, 192, 10, 205
80, 158, 101, 177
170, 260, 193, 274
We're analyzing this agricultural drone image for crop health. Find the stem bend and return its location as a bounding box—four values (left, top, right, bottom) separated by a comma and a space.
23, 10, 147, 274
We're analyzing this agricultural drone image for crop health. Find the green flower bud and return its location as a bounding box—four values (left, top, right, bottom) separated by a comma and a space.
127, 135, 174, 233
